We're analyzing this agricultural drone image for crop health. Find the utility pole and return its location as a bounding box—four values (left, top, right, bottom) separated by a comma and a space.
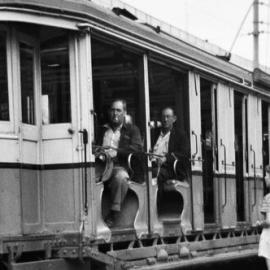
253, 0, 260, 69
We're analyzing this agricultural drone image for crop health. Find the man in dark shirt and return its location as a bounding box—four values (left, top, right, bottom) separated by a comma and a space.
152, 107, 189, 193
97, 99, 143, 227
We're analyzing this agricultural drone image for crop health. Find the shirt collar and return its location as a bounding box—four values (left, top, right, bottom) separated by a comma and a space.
160, 130, 171, 137
104, 122, 124, 131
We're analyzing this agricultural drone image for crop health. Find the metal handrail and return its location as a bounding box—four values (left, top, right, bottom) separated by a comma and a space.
220, 139, 227, 209
191, 131, 198, 165
79, 129, 89, 215
173, 159, 178, 176
127, 153, 134, 179
250, 145, 257, 208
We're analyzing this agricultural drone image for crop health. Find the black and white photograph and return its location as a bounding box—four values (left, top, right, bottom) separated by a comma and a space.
0, 0, 269, 269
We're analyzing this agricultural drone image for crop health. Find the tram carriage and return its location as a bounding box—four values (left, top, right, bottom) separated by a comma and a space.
0, 0, 269, 269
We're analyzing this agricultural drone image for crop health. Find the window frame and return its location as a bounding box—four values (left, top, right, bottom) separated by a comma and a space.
0, 25, 15, 134
41, 34, 76, 140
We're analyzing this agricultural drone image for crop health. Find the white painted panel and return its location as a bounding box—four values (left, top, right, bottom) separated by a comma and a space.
248, 95, 263, 177
21, 169, 42, 234
0, 139, 19, 162
77, 31, 93, 161
43, 169, 79, 229
189, 72, 204, 231
248, 95, 263, 226
42, 124, 73, 140
255, 98, 263, 178
217, 83, 235, 175
22, 140, 38, 164
0, 169, 21, 235
43, 139, 73, 164
188, 71, 202, 171
0, 11, 78, 30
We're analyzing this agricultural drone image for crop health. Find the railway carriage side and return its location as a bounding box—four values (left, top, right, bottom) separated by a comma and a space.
0, 1, 268, 269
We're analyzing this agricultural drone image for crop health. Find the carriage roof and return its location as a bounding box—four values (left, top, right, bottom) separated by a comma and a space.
1, 0, 270, 91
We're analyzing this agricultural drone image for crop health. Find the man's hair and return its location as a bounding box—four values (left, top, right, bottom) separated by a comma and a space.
162, 107, 175, 116
111, 99, 127, 111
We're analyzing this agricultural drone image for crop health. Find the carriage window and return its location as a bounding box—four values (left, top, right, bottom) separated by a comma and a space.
234, 91, 245, 221
41, 36, 71, 124
92, 39, 145, 133
262, 101, 269, 194
0, 33, 9, 121
91, 38, 147, 229
200, 78, 215, 224
148, 61, 189, 132
148, 60, 190, 219
92, 38, 146, 180
20, 43, 35, 125
244, 98, 249, 174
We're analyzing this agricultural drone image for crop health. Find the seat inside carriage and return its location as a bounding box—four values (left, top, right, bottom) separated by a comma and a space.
95, 148, 146, 229
154, 159, 191, 233
102, 188, 139, 228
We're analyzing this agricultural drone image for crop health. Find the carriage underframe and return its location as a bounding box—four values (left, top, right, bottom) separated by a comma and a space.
4, 227, 260, 270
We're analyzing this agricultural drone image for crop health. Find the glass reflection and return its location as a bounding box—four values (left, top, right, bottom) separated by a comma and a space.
41, 36, 71, 124
0, 32, 9, 121
20, 43, 35, 125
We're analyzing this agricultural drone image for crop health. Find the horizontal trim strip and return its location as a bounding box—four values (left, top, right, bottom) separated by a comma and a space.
0, 162, 95, 170
191, 171, 203, 176
214, 173, 236, 178
245, 176, 264, 181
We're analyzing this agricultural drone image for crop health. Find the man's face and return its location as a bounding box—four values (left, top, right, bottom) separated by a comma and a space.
265, 173, 270, 188
109, 101, 126, 126
161, 108, 176, 131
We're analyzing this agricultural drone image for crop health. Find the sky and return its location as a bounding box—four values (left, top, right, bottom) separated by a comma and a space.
121, 0, 270, 68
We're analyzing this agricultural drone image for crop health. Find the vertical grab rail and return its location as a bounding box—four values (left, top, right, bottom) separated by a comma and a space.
191, 131, 198, 163
250, 145, 257, 208
220, 139, 227, 209
79, 129, 89, 215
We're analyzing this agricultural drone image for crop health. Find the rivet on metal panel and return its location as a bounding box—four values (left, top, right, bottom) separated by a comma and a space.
45, 243, 52, 259
146, 257, 156, 265
156, 248, 168, 262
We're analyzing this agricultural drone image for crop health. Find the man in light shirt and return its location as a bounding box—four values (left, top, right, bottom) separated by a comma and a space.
97, 99, 143, 227
152, 107, 189, 194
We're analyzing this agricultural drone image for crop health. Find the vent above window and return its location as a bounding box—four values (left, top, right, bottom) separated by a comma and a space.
112, 7, 138, 21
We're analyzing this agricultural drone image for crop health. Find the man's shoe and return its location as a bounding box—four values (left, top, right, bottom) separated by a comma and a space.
105, 210, 119, 228
105, 216, 114, 227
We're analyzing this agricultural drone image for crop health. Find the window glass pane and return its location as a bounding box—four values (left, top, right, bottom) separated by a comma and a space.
262, 101, 269, 195
41, 36, 71, 124
0, 32, 9, 121
20, 42, 35, 125
148, 61, 189, 132
92, 39, 145, 134
234, 91, 245, 221
200, 78, 215, 223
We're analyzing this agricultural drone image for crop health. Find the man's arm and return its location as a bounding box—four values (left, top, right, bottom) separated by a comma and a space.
115, 125, 144, 176
129, 125, 143, 152
117, 125, 143, 159
166, 129, 189, 165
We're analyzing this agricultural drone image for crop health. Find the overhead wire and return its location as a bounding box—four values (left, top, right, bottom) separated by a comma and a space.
228, 2, 253, 53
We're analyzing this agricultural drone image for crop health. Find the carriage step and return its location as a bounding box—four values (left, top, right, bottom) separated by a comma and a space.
161, 218, 181, 224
